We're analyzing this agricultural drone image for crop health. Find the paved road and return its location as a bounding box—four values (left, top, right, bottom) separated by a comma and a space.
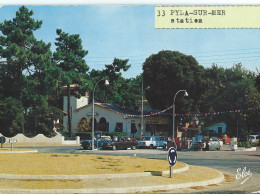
20, 145, 260, 193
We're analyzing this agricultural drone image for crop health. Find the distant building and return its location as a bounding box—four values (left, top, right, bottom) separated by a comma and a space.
205, 122, 227, 134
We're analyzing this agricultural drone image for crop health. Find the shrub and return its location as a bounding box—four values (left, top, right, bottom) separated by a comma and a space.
238, 141, 252, 148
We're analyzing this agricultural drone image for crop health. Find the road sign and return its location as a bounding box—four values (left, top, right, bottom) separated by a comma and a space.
0, 136, 6, 144
95, 132, 102, 139
168, 147, 177, 166
168, 147, 177, 178
0, 136, 6, 148
9, 139, 17, 144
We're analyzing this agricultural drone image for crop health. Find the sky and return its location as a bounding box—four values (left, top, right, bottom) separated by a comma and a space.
0, 5, 259, 78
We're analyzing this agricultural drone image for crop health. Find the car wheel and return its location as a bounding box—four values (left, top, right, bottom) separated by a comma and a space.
112, 145, 117, 150
153, 146, 157, 149
83, 146, 87, 150
163, 145, 166, 149
131, 145, 136, 150
149, 144, 153, 149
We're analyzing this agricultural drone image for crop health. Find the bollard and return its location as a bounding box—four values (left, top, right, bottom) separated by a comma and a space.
170, 166, 172, 178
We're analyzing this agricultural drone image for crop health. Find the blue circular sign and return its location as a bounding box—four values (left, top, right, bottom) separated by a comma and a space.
168, 147, 177, 166
95, 132, 102, 139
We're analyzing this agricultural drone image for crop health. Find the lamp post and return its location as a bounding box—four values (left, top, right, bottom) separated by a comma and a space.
141, 82, 150, 137
172, 90, 188, 140
92, 78, 109, 150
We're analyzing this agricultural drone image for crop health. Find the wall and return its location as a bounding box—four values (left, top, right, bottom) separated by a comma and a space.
0, 133, 80, 145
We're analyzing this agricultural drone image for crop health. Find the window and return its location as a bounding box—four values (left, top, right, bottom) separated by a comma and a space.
99, 117, 109, 132
115, 123, 123, 132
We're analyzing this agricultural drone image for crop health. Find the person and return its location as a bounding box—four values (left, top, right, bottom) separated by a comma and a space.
167, 136, 177, 150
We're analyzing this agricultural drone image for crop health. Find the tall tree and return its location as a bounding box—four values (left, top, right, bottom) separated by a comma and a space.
53, 29, 89, 137
89, 58, 142, 108
143, 50, 204, 113
0, 6, 59, 136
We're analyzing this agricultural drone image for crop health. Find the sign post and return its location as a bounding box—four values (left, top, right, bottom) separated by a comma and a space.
95, 132, 102, 149
9, 139, 17, 150
168, 147, 177, 178
0, 136, 6, 148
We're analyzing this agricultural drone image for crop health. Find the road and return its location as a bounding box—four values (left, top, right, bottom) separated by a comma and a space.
19, 145, 260, 193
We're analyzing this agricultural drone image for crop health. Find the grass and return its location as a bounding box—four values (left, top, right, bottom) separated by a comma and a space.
0, 165, 228, 189
0, 153, 186, 175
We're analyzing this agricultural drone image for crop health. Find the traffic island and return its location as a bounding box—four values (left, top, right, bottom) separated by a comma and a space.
0, 153, 227, 193
0, 166, 226, 193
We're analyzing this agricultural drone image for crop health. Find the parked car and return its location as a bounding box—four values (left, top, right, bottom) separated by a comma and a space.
102, 136, 138, 150
205, 137, 222, 151
249, 135, 260, 144
137, 136, 158, 149
81, 136, 112, 150
157, 136, 168, 149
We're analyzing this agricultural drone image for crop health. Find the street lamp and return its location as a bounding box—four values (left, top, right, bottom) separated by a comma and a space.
92, 78, 109, 150
172, 90, 188, 140
141, 82, 150, 137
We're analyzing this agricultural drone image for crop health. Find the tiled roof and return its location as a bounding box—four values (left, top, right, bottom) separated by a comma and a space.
96, 103, 140, 116
75, 103, 141, 116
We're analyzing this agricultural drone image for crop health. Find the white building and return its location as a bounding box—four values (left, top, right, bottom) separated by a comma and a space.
63, 94, 171, 137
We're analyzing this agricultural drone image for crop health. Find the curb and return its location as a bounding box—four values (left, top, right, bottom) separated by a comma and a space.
233, 147, 257, 152
0, 163, 189, 180
0, 150, 38, 154
0, 168, 224, 193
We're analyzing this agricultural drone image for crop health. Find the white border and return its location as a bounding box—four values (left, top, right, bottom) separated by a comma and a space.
1, 0, 260, 5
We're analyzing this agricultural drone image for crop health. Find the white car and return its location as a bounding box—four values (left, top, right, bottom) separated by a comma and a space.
138, 136, 157, 149
206, 137, 222, 150
249, 135, 260, 144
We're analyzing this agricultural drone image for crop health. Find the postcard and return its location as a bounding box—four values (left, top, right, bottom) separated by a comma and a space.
0, 2, 259, 193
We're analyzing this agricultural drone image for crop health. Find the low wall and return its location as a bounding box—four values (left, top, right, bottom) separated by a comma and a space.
0, 133, 80, 145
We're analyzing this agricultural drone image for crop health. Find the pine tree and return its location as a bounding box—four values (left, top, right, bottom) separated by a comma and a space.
0, 6, 60, 136
53, 29, 89, 137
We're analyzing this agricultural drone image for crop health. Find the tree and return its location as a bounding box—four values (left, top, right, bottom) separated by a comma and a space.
0, 6, 60, 136
53, 29, 89, 137
89, 58, 131, 105
143, 50, 205, 113
201, 63, 260, 138
0, 97, 24, 137
77, 118, 91, 132
256, 71, 260, 92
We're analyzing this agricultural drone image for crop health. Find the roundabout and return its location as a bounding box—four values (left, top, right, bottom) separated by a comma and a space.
0, 152, 227, 193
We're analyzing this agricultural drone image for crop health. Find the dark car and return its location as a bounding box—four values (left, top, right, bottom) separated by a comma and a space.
81, 136, 112, 150
102, 136, 138, 150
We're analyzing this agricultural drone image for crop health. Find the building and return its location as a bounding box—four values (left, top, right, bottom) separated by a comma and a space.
205, 122, 227, 134
63, 94, 171, 137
